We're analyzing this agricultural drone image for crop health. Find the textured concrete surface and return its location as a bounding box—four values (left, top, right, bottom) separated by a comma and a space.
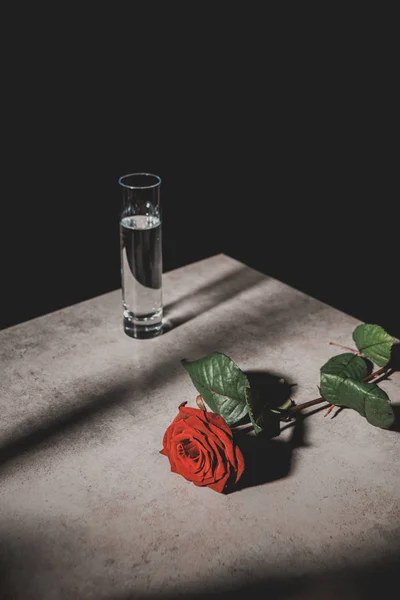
0, 254, 399, 600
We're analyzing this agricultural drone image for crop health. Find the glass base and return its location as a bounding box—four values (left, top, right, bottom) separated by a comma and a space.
123, 311, 163, 339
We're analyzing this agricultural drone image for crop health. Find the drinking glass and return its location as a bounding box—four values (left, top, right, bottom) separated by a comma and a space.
118, 173, 163, 338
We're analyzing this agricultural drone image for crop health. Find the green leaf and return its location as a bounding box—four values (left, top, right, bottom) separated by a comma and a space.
245, 387, 262, 434
326, 379, 394, 429
353, 324, 397, 367
181, 354, 290, 436
321, 353, 369, 379
320, 353, 395, 429
181, 352, 249, 427
320, 353, 368, 404
362, 385, 395, 428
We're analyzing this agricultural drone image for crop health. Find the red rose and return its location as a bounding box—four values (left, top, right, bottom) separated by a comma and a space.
160, 402, 245, 493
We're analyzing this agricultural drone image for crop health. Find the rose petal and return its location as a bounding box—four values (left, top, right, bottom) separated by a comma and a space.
207, 470, 231, 493
190, 417, 237, 474
173, 432, 211, 461
170, 437, 211, 483
234, 444, 245, 483
207, 436, 229, 481
205, 410, 235, 432
207, 422, 237, 471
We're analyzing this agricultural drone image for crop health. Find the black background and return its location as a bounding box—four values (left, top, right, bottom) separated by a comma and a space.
1, 7, 398, 336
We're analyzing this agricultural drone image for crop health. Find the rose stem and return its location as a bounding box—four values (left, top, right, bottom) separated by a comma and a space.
324, 404, 335, 417
363, 366, 392, 383
329, 342, 360, 354
289, 397, 327, 414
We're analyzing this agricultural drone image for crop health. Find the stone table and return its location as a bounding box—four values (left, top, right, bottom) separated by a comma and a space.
0, 254, 399, 600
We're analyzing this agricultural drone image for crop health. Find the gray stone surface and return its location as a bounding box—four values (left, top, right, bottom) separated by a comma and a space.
0, 254, 399, 600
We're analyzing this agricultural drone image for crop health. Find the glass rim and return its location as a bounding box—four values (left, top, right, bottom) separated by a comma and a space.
118, 172, 162, 190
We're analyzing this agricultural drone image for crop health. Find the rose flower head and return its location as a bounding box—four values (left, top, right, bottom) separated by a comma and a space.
161, 402, 244, 493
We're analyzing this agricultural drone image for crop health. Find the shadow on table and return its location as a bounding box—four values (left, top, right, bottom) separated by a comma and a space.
109, 551, 400, 600
246, 370, 296, 408
1, 527, 399, 600
163, 265, 265, 330
0, 283, 332, 471
232, 412, 306, 491
233, 397, 400, 493
229, 370, 305, 491
0, 383, 133, 469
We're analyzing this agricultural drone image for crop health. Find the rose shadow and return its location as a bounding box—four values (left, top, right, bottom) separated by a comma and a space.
230, 370, 296, 432
246, 370, 295, 410
229, 414, 306, 492
225, 370, 306, 493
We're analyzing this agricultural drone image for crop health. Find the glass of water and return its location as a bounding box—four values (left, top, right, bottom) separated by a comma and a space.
118, 173, 163, 339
